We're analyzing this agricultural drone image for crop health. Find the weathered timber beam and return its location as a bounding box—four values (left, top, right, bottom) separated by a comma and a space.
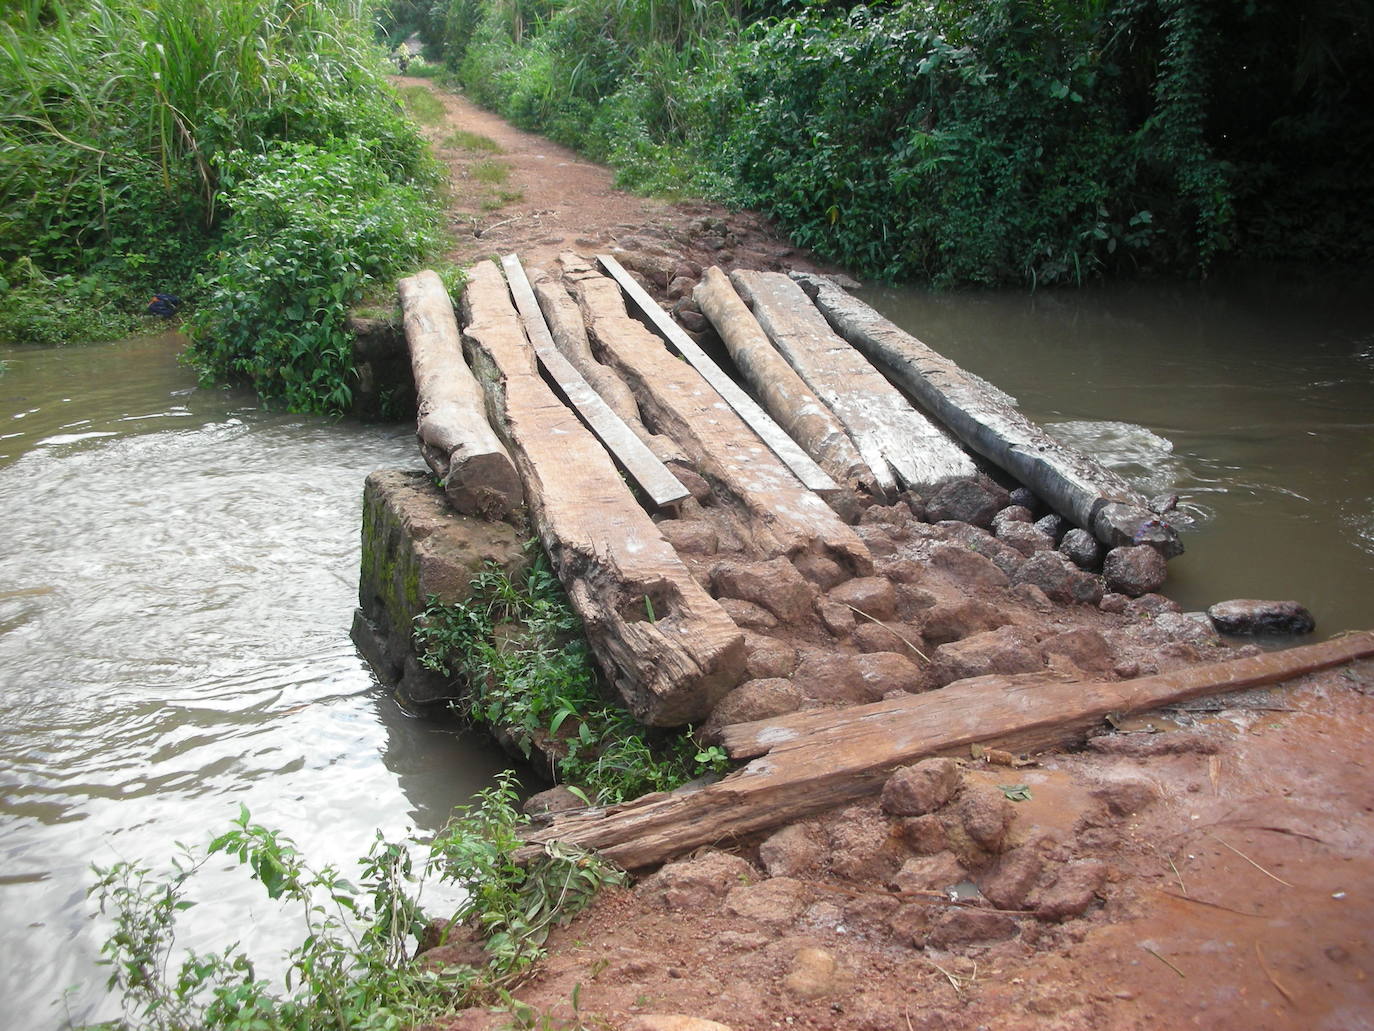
460, 260, 745, 726
793, 272, 1181, 555
731, 269, 977, 497
398, 270, 523, 519
573, 265, 873, 574
597, 255, 840, 497
522, 631, 1374, 869
500, 254, 689, 510
694, 266, 877, 494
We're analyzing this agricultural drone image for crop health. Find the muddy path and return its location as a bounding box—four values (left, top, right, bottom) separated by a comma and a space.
399, 78, 1374, 1031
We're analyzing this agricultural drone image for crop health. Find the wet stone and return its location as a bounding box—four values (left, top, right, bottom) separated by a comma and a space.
1207, 599, 1316, 636
1102, 545, 1168, 597
926, 479, 1000, 528
1058, 528, 1103, 570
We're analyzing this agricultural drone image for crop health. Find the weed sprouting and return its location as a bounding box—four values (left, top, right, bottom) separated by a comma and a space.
444, 129, 504, 153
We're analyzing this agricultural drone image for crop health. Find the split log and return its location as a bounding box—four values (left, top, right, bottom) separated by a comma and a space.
397, 270, 522, 519
522, 630, 1374, 869
460, 260, 745, 726
731, 269, 977, 497
598, 255, 841, 498
794, 272, 1181, 555
573, 265, 873, 575
694, 266, 876, 493
500, 254, 689, 510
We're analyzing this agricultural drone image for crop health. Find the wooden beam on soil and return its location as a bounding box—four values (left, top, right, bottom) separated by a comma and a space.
522, 631, 1374, 869
499, 254, 690, 510
574, 264, 872, 573
397, 269, 523, 520
793, 272, 1181, 555
597, 255, 840, 497
694, 266, 877, 494
731, 269, 977, 497
460, 259, 745, 726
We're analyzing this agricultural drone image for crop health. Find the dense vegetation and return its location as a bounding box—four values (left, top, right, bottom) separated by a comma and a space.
1, 0, 439, 412
382, 0, 1372, 286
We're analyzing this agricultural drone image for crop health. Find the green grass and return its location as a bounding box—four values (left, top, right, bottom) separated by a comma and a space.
444, 129, 503, 153
471, 158, 512, 185
399, 84, 447, 125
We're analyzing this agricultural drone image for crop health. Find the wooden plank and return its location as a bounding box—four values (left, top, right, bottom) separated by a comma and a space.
793, 272, 1181, 555
732, 269, 977, 497
597, 255, 840, 496
397, 270, 523, 520
694, 266, 876, 494
500, 254, 689, 510
522, 631, 1374, 868
572, 265, 873, 574
459, 260, 746, 726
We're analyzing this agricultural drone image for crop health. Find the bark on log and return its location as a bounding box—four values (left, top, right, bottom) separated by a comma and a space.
460, 260, 745, 726
398, 269, 523, 519
731, 269, 977, 497
572, 266, 873, 575
694, 266, 876, 494
793, 272, 1182, 555
500, 255, 689, 510
521, 630, 1374, 869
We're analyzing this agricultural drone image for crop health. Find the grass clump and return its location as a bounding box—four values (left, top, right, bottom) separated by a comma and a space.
399, 85, 448, 126
415, 558, 729, 805
470, 158, 513, 186
444, 130, 503, 153
87, 776, 624, 1030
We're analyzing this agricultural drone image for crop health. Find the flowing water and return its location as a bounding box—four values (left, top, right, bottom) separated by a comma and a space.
0, 334, 513, 1028
865, 266, 1374, 635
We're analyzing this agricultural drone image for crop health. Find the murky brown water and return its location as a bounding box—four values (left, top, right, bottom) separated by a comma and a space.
866, 266, 1374, 635
0, 334, 513, 1028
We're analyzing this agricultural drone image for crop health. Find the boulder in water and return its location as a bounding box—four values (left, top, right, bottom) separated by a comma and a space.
1207, 599, 1315, 636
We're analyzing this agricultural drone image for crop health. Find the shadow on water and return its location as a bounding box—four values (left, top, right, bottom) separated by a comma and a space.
0, 334, 515, 1028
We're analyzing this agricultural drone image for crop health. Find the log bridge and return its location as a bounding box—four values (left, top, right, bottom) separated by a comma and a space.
395, 256, 1373, 871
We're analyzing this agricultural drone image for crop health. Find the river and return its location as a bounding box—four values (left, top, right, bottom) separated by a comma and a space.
0, 333, 512, 1028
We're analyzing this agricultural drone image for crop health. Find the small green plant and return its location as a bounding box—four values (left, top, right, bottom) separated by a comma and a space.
444, 129, 504, 153
398, 84, 447, 125
471, 158, 513, 185
414, 558, 731, 804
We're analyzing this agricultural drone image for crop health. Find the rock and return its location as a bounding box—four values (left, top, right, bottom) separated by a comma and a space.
416, 921, 487, 970
1102, 545, 1168, 597
1012, 551, 1104, 606
816, 599, 855, 637
783, 947, 838, 999
1207, 599, 1316, 636
827, 576, 898, 621
624, 1018, 734, 1031
1011, 582, 1054, 612
793, 553, 847, 591
852, 621, 924, 659
1058, 528, 1103, 570
1099, 592, 1129, 614
1156, 611, 1221, 646
712, 557, 815, 623
794, 651, 926, 703
927, 908, 1019, 947
643, 851, 758, 910
878, 557, 925, 584
920, 599, 1012, 645
1125, 593, 1182, 617
826, 804, 908, 881
840, 892, 901, 934
992, 506, 1035, 533
1034, 859, 1108, 921
852, 525, 896, 555
894, 814, 948, 854
926, 479, 1000, 528
667, 275, 697, 300
759, 822, 826, 878
1034, 513, 1067, 543
880, 758, 962, 817
975, 473, 1013, 509
743, 633, 798, 679
976, 846, 1046, 910
707, 678, 805, 727
658, 519, 718, 555
717, 597, 778, 630
997, 521, 1055, 558
887, 903, 934, 947
676, 309, 709, 333
522, 785, 585, 817
1009, 487, 1040, 512
901, 492, 927, 521
724, 877, 808, 927
890, 852, 967, 893
1038, 628, 1114, 675
1090, 773, 1159, 816
928, 543, 1011, 588
955, 787, 1015, 853
859, 503, 913, 527
934, 625, 1043, 684
1085, 731, 1220, 756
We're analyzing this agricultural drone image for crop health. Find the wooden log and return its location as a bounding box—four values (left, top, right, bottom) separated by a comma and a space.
572, 266, 873, 575
500, 254, 689, 510
731, 269, 977, 497
522, 630, 1374, 869
459, 260, 746, 726
793, 272, 1182, 555
597, 255, 841, 498
397, 270, 523, 519
694, 266, 876, 494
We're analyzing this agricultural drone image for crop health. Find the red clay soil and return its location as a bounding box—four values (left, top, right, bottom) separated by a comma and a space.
400, 78, 1374, 1031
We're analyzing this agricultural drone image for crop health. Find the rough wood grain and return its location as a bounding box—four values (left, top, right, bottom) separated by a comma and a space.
731, 269, 977, 497
522, 631, 1374, 868
694, 266, 876, 494
598, 255, 840, 497
573, 265, 873, 575
500, 254, 689, 510
460, 260, 745, 726
794, 272, 1181, 555
397, 269, 522, 519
